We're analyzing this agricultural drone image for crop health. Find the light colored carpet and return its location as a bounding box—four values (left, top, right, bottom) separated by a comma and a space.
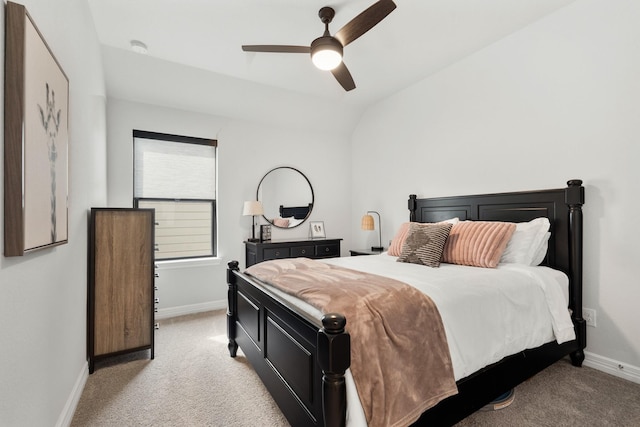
72, 311, 289, 427
72, 310, 640, 426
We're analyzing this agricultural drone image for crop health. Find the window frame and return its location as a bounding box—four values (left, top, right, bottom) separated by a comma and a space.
133, 130, 217, 261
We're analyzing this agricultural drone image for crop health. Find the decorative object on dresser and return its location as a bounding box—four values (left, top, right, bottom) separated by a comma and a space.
309, 220, 326, 239
361, 210, 383, 251
244, 238, 341, 268
4, 1, 70, 256
87, 208, 156, 374
260, 224, 272, 242
242, 201, 264, 243
257, 166, 314, 229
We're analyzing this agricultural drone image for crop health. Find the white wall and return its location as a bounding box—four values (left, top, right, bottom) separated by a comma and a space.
351, 0, 640, 376
106, 98, 352, 314
0, 0, 107, 425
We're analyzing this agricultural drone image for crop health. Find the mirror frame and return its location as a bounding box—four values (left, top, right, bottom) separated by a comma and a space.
256, 166, 314, 229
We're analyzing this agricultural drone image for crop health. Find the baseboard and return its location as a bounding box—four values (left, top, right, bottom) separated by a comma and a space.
584, 351, 640, 385
56, 361, 89, 427
155, 300, 226, 320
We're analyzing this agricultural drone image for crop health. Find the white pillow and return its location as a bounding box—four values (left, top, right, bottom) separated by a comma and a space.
500, 218, 550, 265
287, 217, 304, 227
530, 232, 551, 266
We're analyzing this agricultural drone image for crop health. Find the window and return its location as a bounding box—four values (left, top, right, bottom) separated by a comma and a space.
133, 130, 217, 260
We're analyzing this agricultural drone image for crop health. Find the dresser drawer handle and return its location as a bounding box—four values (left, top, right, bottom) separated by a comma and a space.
325, 247, 330, 252
275, 251, 280, 256
301, 249, 306, 254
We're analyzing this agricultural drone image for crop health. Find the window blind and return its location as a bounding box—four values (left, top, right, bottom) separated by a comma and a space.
134, 137, 215, 200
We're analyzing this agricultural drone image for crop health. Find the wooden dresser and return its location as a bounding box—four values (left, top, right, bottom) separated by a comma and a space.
87, 208, 156, 373
245, 238, 342, 268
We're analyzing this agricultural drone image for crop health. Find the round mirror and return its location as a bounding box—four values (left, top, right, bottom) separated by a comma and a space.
257, 167, 314, 229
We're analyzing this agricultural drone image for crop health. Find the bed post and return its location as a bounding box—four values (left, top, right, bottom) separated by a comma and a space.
317, 313, 350, 427
227, 261, 239, 358
565, 180, 585, 367
409, 194, 417, 222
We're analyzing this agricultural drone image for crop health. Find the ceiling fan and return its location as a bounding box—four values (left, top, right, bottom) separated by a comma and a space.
242, 1, 397, 92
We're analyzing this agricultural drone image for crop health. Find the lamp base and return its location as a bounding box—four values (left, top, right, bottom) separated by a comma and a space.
371, 246, 384, 251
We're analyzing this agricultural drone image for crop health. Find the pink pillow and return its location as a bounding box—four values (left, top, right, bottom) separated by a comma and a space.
442, 221, 516, 268
272, 218, 290, 227
388, 222, 410, 256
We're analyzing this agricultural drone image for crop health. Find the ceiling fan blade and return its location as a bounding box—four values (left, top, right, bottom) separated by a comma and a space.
334, 0, 396, 47
331, 62, 356, 91
242, 45, 310, 54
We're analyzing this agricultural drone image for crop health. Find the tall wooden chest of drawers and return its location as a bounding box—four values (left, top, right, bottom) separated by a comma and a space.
87, 208, 155, 373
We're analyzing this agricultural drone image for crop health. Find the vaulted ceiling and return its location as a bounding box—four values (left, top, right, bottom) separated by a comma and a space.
87, 0, 577, 131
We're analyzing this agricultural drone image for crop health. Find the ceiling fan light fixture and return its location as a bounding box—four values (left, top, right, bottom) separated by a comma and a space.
310, 36, 343, 70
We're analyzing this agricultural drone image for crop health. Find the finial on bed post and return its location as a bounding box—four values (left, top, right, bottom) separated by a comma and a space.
565, 180, 585, 366
318, 313, 350, 427
227, 261, 240, 358
409, 194, 417, 222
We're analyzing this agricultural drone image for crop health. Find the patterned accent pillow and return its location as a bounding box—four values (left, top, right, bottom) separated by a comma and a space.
397, 222, 453, 267
442, 221, 516, 268
388, 218, 459, 257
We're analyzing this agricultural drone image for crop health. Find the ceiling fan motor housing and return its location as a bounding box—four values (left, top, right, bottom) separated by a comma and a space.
318, 6, 336, 24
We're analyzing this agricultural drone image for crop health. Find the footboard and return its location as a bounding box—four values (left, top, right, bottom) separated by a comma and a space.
226, 261, 350, 427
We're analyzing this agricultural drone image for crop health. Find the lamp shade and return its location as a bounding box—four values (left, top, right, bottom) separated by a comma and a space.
361, 214, 375, 230
243, 201, 264, 216
361, 211, 383, 251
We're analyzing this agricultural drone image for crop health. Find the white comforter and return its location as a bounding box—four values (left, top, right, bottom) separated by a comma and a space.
257, 254, 575, 426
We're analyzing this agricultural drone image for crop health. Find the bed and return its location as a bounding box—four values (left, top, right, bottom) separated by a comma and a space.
226, 180, 585, 427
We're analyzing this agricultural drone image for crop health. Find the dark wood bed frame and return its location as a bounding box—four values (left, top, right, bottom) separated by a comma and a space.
226, 180, 585, 427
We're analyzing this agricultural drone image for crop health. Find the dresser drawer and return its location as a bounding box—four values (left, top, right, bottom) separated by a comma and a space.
263, 247, 290, 260
245, 238, 342, 267
315, 243, 340, 258
291, 245, 314, 257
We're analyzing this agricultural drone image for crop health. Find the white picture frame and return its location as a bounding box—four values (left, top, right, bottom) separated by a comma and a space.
309, 221, 326, 239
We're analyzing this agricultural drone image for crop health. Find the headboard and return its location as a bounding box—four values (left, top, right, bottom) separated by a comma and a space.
408, 180, 585, 345
279, 204, 313, 220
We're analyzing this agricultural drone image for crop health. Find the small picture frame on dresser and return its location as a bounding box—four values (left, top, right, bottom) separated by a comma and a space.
309, 221, 326, 239
260, 224, 272, 242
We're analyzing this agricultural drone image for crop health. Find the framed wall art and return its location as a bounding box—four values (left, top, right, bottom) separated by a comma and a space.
4, 1, 69, 256
260, 224, 272, 242
309, 221, 326, 239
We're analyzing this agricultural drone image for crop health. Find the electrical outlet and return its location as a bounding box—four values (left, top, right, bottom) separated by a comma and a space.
583, 308, 597, 327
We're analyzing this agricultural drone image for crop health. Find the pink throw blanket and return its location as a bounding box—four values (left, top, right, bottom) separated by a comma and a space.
246, 258, 458, 427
